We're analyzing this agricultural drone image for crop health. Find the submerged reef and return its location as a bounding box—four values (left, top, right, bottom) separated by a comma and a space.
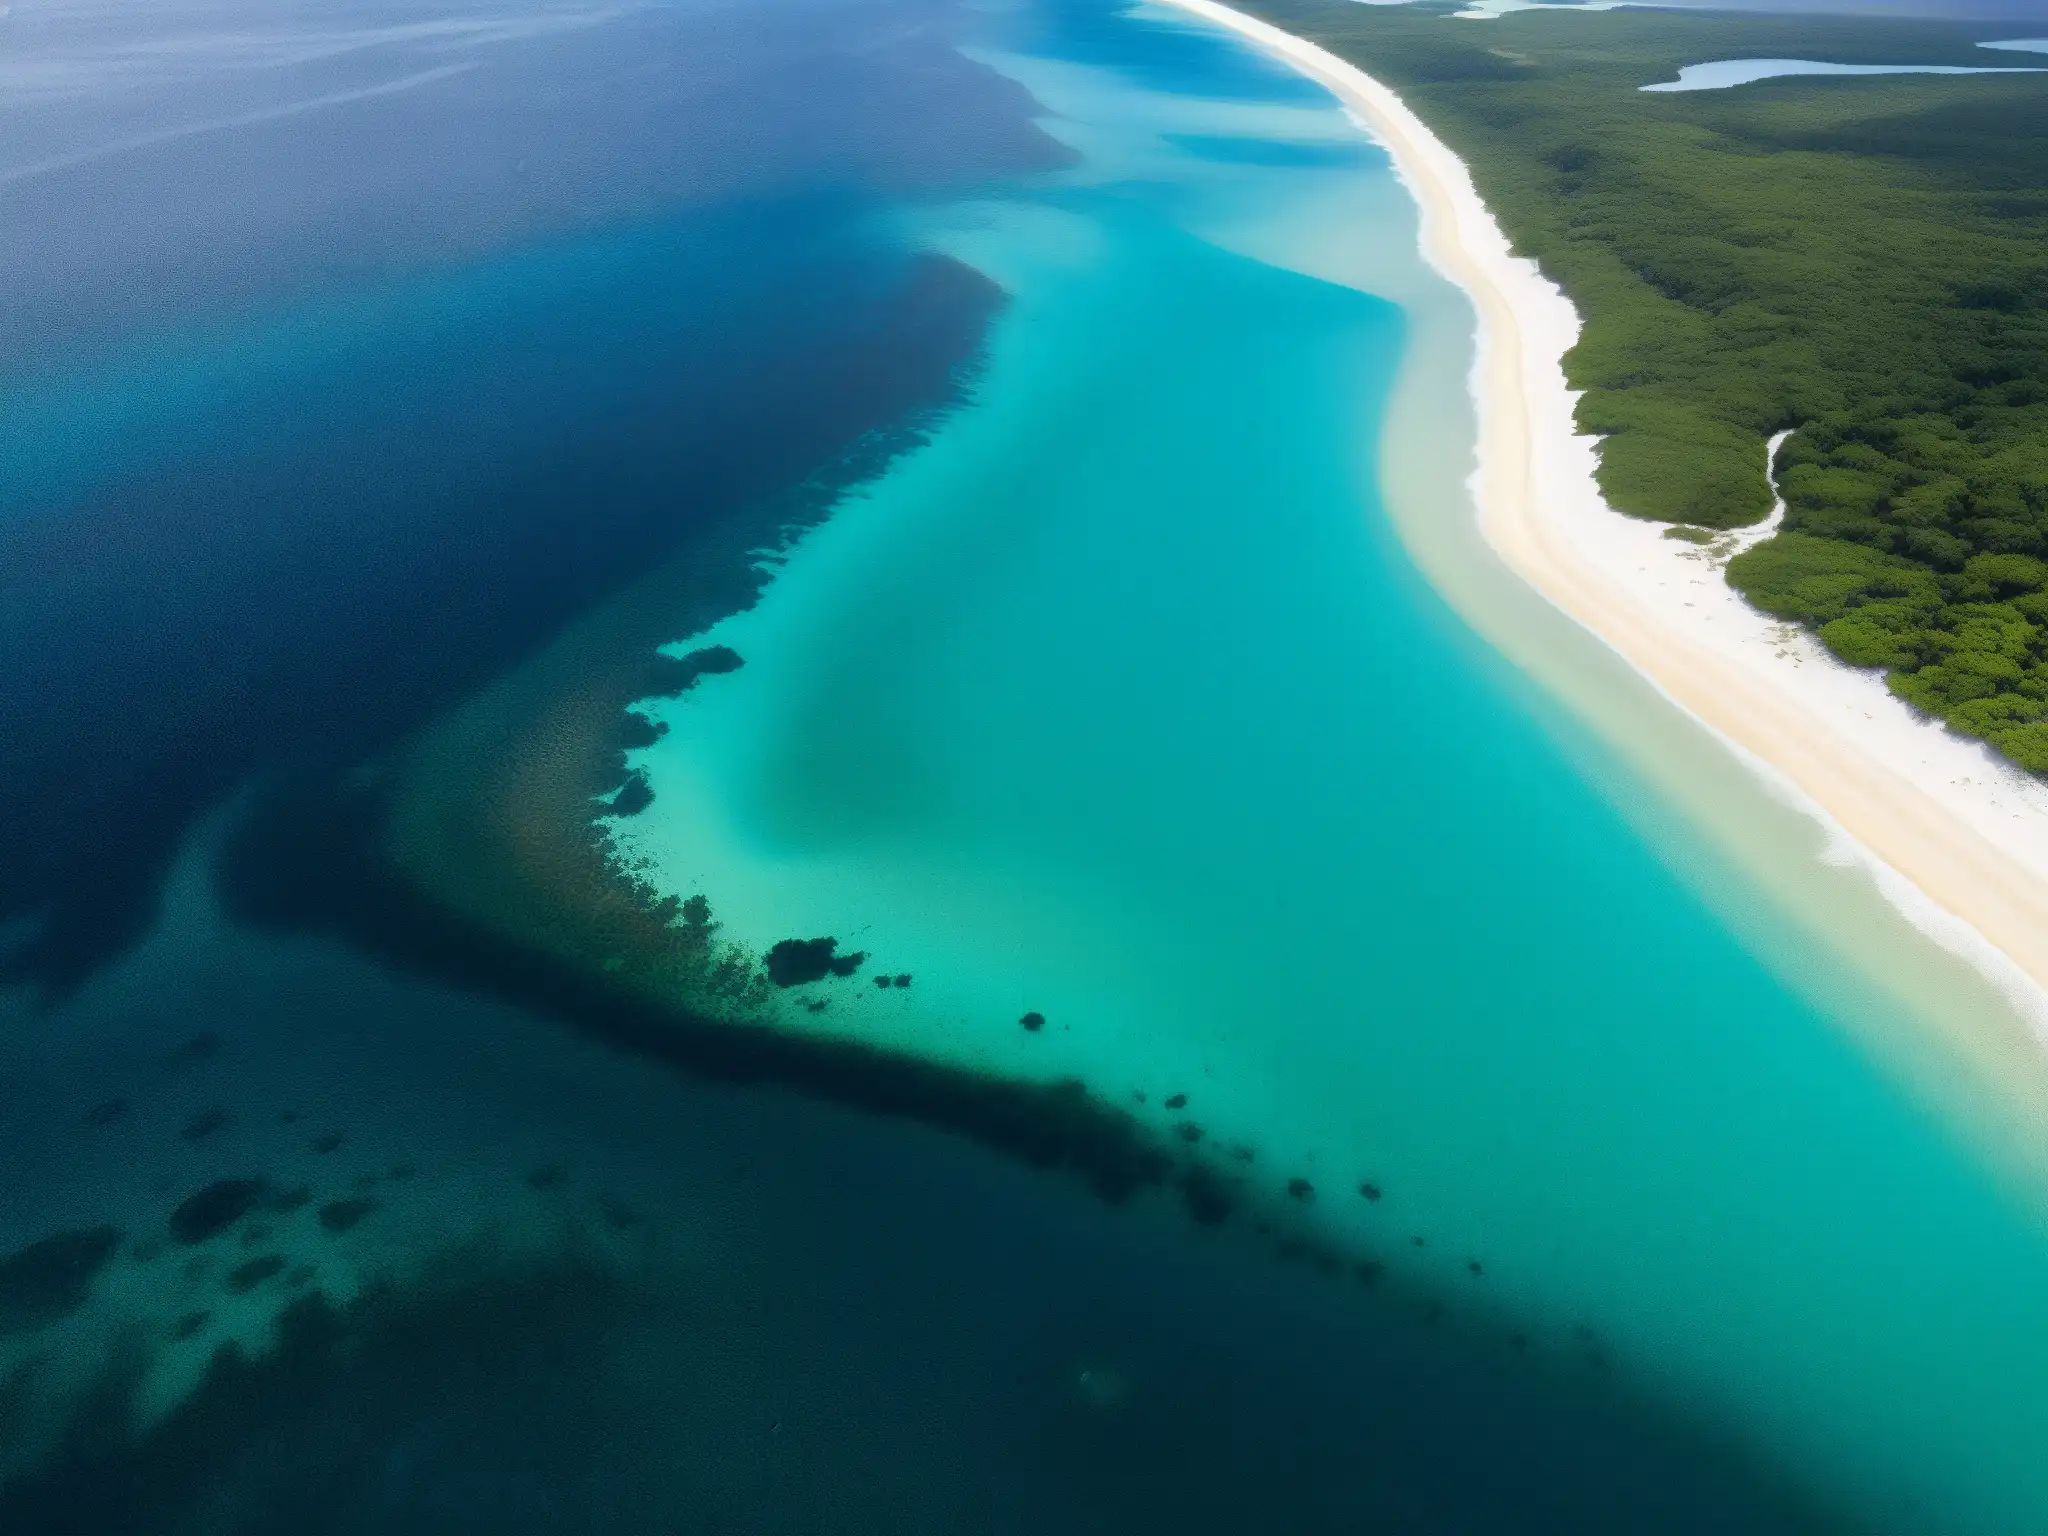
0, 1227, 122, 1336
610, 773, 655, 817
317, 1199, 377, 1235
179, 1108, 229, 1142
764, 937, 866, 987
170, 1181, 268, 1245
220, 780, 1176, 1205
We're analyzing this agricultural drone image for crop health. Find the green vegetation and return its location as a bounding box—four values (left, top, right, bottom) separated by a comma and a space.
1239, 0, 2048, 767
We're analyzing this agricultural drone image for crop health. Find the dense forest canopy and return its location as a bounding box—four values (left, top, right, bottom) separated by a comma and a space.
1242, 0, 2048, 768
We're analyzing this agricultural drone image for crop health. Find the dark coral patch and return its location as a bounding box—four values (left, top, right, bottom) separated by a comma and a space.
1175, 1122, 1204, 1144
266, 1185, 313, 1215
318, 1199, 376, 1234
614, 711, 666, 751
645, 645, 743, 698
1180, 1165, 1233, 1225
0, 1226, 122, 1336
764, 937, 864, 987
163, 1033, 222, 1071
893, 974, 912, 987
179, 1108, 229, 1142
312, 1132, 344, 1155
171, 1311, 209, 1340
1019, 1011, 1045, 1033
80, 1099, 128, 1128
1358, 1182, 1382, 1203
609, 772, 654, 817
1163, 1093, 1186, 1110
1287, 1178, 1314, 1201
171, 1180, 267, 1244
227, 1256, 286, 1294
873, 974, 893, 988
525, 1165, 565, 1191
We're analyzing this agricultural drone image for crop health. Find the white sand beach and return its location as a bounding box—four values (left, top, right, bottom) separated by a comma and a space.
1154, 0, 2048, 1043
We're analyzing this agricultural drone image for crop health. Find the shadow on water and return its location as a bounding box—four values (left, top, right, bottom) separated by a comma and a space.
0, 1128, 1840, 1536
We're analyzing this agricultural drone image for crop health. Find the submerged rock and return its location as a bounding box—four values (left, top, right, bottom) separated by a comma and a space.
318, 1198, 376, 1234
600, 1198, 640, 1231
179, 1108, 229, 1142
764, 937, 865, 987
610, 772, 654, 817
171, 1180, 267, 1244
1180, 1166, 1232, 1225
226, 1256, 286, 1294
0, 1226, 122, 1336
162, 1032, 223, 1071
646, 644, 744, 698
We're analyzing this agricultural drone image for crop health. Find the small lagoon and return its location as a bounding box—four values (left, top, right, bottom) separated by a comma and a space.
1643, 56, 2044, 91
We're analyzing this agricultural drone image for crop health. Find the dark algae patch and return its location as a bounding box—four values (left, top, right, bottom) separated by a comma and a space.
170, 1180, 267, 1245
318, 1199, 377, 1234
1248, 0, 2048, 772
0, 1227, 121, 1336
179, 1108, 229, 1142
226, 1256, 286, 1294
764, 937, 865, 986
1020, 1011, 1045, 1033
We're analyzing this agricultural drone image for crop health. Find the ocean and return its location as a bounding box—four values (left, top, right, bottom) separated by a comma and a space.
2, 0, 2046, 1530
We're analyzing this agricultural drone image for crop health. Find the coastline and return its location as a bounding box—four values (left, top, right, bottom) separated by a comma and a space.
1151, 0, 2048, 1046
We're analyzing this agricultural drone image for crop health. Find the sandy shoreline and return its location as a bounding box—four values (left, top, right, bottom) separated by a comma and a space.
1152, 0, 2048, 1038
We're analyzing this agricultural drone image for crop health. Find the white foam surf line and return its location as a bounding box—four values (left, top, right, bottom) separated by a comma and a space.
1146, 0, 2048, 1042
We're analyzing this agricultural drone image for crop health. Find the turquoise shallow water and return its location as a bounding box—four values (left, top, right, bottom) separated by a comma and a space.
613, 2, 2048, 1529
